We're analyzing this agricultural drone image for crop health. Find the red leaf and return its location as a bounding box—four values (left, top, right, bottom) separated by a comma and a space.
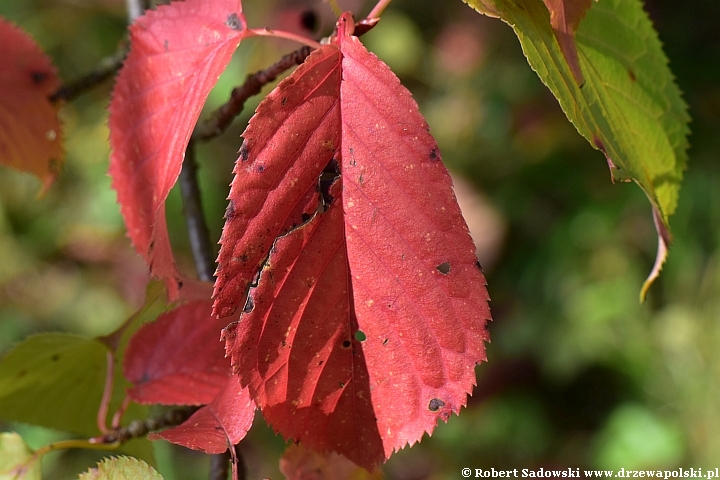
542, 0, 592, 85
218, 14, 491, 469
124, 300, 234, 405
279, 444, 382, 480
108, 0, 245, 299
212, 40, 341, 318
0, 18, 62, 191
150, 377, 255, 454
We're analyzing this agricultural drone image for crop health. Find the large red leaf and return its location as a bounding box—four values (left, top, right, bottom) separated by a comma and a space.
217, 14, 491, 469
123, 300, 235, 405
150, 377, 255, 454
108, 0, 245, 299
0, 18, 62, 191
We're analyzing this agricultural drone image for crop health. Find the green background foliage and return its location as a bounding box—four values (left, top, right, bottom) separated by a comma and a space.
0, 0, 718, 478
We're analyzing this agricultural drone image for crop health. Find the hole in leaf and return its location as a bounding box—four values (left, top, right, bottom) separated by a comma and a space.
382, 338, 389, 346
354, 330, 366, 342
243, 295, 254, 313
429, 146, 439, 161
436, 262, 451, 274
342, 340, 351, 348
475, 260, 483, 272
319, 158, 340, 208
428, 398, 445, 412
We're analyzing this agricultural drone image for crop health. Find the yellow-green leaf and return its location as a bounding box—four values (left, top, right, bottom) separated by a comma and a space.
78, 457, 163, 480
463, 0, 690, 297
0, 432, 40, 480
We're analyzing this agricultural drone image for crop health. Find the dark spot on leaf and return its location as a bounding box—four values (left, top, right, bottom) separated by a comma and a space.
239, 141, 249, 161
628, 69, 636, 82
281, 341, 286, 347
243, 295, 254, 313
429, 146, 439, 161
339, 382, 345, 388
301, 213, 311, 222
428, 398, 445, 412
177, 280, 183, 289
51, 354, 60, 362
484, 323, 491, 332
226, 13, 242, 30
355, 330, 366, 342
164, 39, 169, 51
300, 9, 317, 32
318, 360, 324, 366
225, 201, 235, 219
475, 260, 483, 272
31, 71, 48, 85
382, 338, 389, 346
281, 97, 287, 106
17, 368, 27, 378
436, 262, 451, 274
342, 340, 351, 348
256, 164, 265, 173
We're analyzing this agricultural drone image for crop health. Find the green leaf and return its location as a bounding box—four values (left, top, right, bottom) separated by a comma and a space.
78, 456, 163, 480
0, 333, 109, 435
0, 432, 40, 480
463, 0, 690, 297
0, 282, 167, 441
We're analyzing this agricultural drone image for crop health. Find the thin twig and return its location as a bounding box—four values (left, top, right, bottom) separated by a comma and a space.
49, 48, 127, 103
179, 140, 216, 282
192, 45, 313, 142
90, 407, 197, 445
245, 28, 321, 50
367, 0, 393, 19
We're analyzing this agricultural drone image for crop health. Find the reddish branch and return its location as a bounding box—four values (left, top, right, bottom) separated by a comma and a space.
192, 45, 313, 141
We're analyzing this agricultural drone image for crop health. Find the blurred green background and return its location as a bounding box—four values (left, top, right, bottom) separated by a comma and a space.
0, 0, 718, 478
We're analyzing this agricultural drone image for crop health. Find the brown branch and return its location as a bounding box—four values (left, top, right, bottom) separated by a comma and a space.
192, 45, 313, 142
180, 140, 216, 282
49, 47, 127, 103
92, 407, 197, 445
